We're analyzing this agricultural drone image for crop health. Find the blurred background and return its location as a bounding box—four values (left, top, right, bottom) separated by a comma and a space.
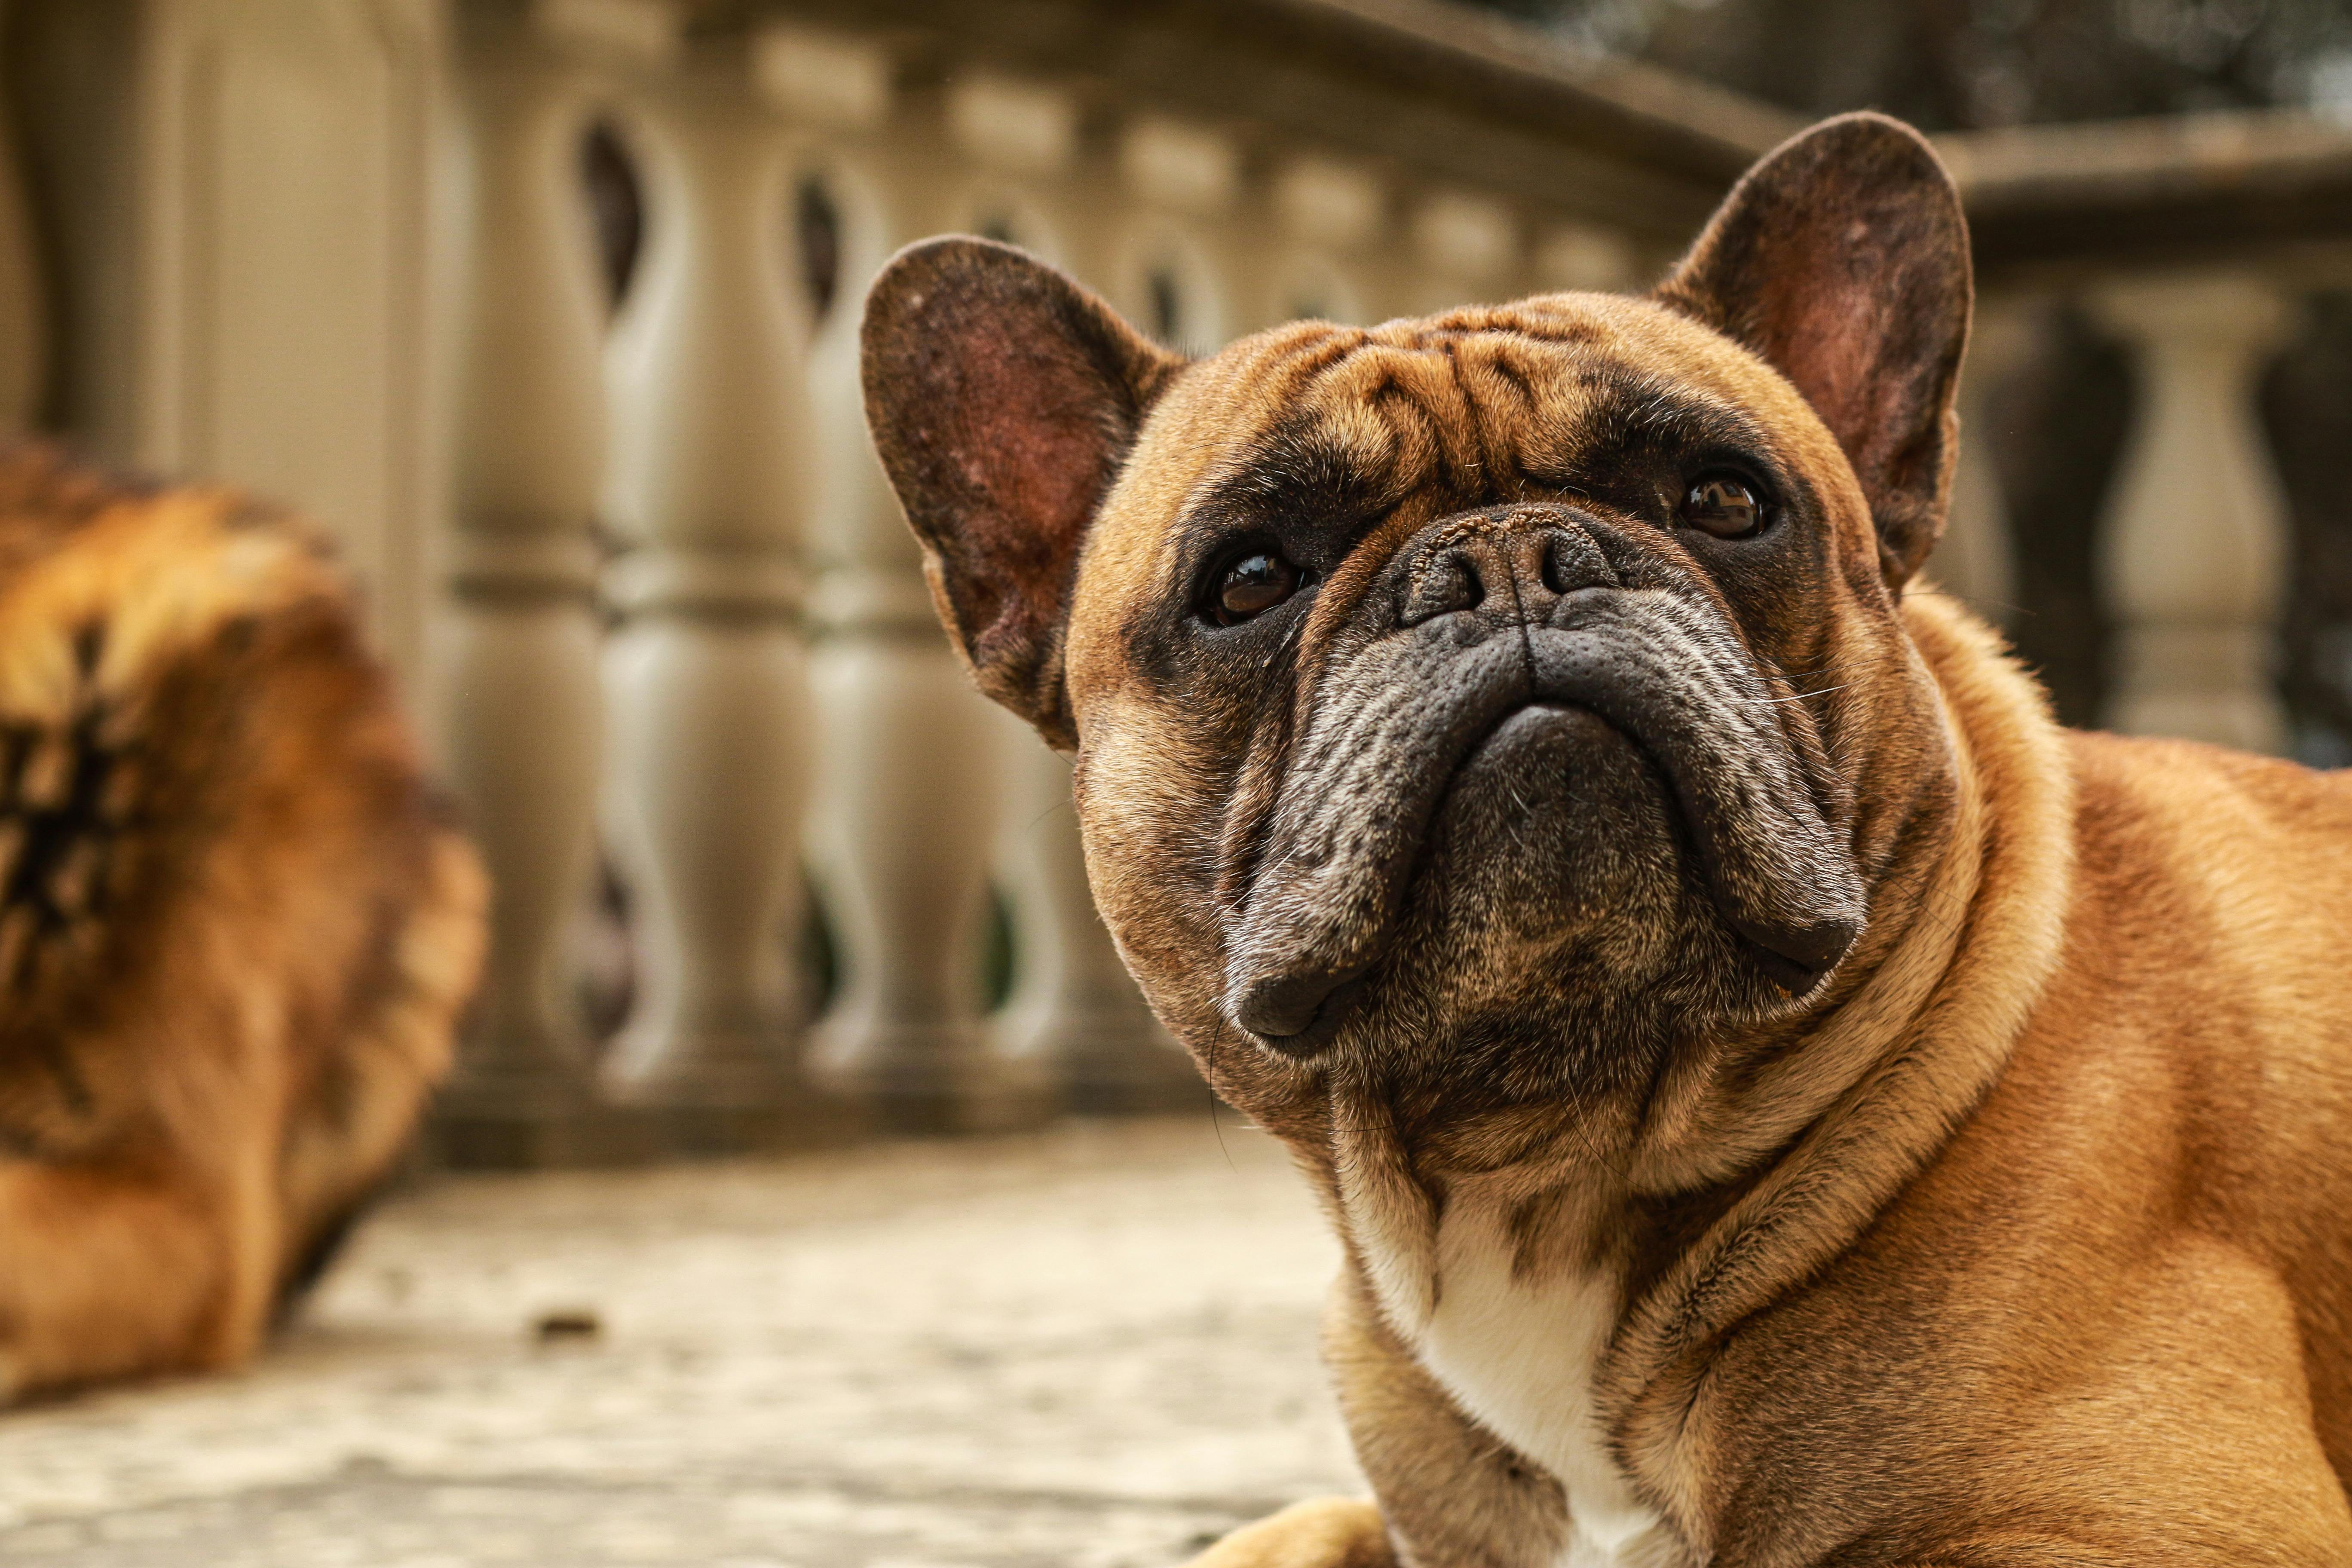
6, 2, 2352, 1564
4, 0, 2352, 1166
9, 0, 2343, 1166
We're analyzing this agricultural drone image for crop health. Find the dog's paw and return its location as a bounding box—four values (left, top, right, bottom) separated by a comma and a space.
1186, 1498, 1394, 1568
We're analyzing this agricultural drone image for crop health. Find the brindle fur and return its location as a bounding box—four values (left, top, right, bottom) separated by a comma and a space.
0, 448, 485, 1403
863, 113, 2352, 1565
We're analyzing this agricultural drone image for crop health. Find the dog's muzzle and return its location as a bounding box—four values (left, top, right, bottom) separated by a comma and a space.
1219, 505, 1865, 1056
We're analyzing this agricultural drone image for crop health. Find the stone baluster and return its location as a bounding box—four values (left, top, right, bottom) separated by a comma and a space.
1533, 220, 1637, 296
1932, 299, 2033, 625
1409, 188, 1523, 316
943, 70, 1083, 263
2092, 275, 2293, 753
993, 737, 1202, 1112
595, 44, 827, 1140
1267, 154, 1384, 326
1114, 114, 1242, 350
772, 39, 1046, 1133
436, 12, 662, 1145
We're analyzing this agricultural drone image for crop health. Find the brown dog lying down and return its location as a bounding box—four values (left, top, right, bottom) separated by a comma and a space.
0, 450, 484, 1403
861, 113, 2352, 1564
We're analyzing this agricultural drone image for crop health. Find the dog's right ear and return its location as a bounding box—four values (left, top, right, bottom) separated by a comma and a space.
1654, 113, 1971, 590
861, 237, 1183, 750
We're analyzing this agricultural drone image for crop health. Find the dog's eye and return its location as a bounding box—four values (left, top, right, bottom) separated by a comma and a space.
1678, 474, 1766, 539
1207, 551, 1304, 625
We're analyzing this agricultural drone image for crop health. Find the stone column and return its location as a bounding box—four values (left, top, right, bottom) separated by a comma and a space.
1112, 114, 1242, 350
993, 735, 1199, 1112
1932, 300, 2033, 625
595, 53, 830, 1142
436, 16, 647, 1139
1266, 153, 1385, 326
2092, 275, 2293, 753
1409, 188, 1523, 316
774, 39, 1048, 1133
1533, 220, 1637, 296
9, 0, 446, 682
942, 69, 1082, 262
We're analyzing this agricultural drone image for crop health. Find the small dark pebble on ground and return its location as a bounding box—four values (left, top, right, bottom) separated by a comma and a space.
532, 1308, 602, 1344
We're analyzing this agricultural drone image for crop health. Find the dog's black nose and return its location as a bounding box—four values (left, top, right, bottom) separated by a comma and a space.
1398, 510, 1617, 628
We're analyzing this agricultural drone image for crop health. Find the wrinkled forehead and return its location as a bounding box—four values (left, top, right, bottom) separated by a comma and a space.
1075, 291, 1853, 602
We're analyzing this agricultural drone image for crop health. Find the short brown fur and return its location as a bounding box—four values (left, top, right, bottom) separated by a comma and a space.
0, 448, 485, 1402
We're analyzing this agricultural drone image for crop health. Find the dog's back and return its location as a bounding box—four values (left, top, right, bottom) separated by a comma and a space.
2049, 726, 2352, 1473
0, 449, 484, 1401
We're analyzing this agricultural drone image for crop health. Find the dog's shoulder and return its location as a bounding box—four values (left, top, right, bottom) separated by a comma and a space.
2061, 727, 2352, 959
2067, 724, 2352, 838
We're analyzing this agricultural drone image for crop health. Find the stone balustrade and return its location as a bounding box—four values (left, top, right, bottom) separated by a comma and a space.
436, 6, 631, 1146
2090, 276, 2295, 751
4, 0, 2352, 1160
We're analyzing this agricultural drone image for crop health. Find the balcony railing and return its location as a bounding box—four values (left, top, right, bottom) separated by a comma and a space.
6, 0, 2352, 1161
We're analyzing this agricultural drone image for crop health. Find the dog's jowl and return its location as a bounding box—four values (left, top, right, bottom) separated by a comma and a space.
863, 113, 2352, 1565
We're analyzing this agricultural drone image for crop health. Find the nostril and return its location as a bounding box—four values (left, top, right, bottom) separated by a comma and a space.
1401, 552, 1484, 627
1540, 528, 1615, 596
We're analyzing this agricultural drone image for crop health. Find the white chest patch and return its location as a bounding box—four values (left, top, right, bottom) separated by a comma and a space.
1410, 1204, 1680, 1568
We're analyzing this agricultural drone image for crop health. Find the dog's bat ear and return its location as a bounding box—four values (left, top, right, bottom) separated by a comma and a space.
1656, 112, 1972, 589
861, 236, 1183, 749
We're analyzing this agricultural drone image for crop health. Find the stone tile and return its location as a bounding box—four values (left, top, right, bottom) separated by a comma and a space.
0, 1116, 1360, 1566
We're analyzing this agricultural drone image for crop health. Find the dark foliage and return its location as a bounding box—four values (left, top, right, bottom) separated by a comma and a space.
1471, 0, 2352, 131
1982, 309, 2133, 730
2263, 291, 2352, 763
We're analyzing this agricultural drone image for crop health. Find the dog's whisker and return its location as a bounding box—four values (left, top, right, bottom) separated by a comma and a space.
1746, 681, 1856, 706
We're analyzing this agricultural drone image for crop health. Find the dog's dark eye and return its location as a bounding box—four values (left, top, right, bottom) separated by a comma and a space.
1678, 475, 1766, 539
1207, 551, 1304, 625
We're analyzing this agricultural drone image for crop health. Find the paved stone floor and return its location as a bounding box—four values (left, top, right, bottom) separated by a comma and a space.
0, 1115, 1362, 1567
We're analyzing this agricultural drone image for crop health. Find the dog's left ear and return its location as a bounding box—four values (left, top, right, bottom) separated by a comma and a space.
862, 237, 1184, 750
1656, 112, 1972, 588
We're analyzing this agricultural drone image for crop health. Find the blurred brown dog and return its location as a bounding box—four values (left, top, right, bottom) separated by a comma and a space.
863, 114, 2352, 1563
0, 450, 484, 1403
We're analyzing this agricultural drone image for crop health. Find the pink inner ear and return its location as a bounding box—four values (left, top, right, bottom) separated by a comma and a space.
1777, 278, 1896, 469
1740, 192, 1961, 524
1650, 116, 1969, 585
941, 328, 1122, 665
864, 236, 1177, 742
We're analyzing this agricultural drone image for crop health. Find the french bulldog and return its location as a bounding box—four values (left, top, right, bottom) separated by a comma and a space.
861, 113, 2352, 1565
